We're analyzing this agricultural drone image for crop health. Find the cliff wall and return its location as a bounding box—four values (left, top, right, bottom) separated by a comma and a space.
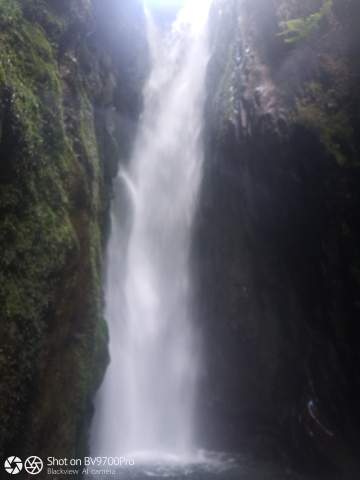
195, 0, 360, 473
0, 0, 147, 460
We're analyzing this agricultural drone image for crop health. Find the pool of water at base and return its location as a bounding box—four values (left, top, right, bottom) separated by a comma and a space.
87, 451, 322, 480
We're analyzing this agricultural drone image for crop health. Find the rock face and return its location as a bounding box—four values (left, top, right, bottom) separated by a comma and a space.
195, 0, 360, 474
0, 0, 147, 460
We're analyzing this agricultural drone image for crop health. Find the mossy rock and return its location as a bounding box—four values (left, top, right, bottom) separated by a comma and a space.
0, 0, 110, 458
292, 82, 356, 166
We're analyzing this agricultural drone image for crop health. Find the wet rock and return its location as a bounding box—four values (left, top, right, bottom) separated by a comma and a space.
195, 0, 360, 475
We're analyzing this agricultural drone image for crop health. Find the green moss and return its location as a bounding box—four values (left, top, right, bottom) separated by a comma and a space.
293, 82, 355, 166
0, 0, 109, 457
0, 0, 21, 25
22, 0, 67, 41
79, 93, 102, 188
0, 10, 65, 171
0, 2, 76, 323
278, 0, 333, 44
208, 0, 241, 142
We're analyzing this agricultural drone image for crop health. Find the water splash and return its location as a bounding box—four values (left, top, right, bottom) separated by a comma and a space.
91, 1, 211, 458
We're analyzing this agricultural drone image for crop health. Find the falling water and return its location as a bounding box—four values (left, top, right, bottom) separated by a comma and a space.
92, 0, 211, 459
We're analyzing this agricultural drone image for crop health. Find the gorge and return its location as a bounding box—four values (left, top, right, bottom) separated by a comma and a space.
0, 0, 360, 479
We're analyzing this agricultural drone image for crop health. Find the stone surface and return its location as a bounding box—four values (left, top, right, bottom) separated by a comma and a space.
194, 0, 360, 475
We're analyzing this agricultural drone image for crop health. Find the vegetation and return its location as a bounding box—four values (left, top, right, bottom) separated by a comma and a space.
278, 0, 333, 44
0, 0, 109, 457
293, 82, 355, 166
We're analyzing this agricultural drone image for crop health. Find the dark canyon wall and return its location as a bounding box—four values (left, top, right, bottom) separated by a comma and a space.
0, 0, 147, 461
195, 0, 360, 475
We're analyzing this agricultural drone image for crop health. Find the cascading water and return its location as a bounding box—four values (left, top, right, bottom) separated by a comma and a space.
91, 0, 211, 460
90, 4, 317, 479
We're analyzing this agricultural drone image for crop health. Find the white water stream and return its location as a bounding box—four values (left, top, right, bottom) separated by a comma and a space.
92, 0, 211, 460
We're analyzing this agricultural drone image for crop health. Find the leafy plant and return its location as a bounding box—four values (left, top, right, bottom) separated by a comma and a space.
278, 0, 333, 44
293, 82, 355, 166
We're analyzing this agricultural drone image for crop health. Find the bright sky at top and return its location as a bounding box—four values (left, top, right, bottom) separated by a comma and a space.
144, 0, 212, 32
144, 0, 184, 7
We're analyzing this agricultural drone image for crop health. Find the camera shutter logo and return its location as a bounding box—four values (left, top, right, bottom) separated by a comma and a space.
4, 456, 23, 475
24, 456, 43, 475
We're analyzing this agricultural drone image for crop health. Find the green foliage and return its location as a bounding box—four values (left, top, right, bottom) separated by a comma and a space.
0, 1, 73, 322
0, 0, 21, 25
0, 0, 108, 457
293, 82, 355, 166
279, 0, 333, 44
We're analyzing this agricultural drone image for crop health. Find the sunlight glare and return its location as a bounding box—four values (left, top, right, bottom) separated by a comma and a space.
144, 0, 212, 32
174, 0, 212, 33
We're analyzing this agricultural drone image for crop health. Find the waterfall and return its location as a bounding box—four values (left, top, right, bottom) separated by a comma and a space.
91, 0, 211, 459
